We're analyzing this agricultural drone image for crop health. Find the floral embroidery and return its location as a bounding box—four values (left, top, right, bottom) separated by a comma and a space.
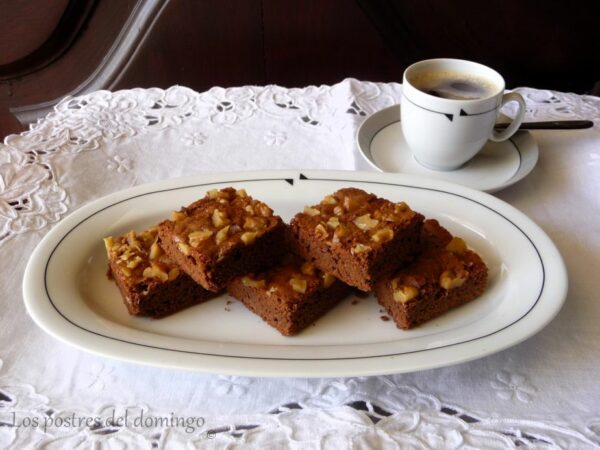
491, 371, 536, 402
181, 131, 207, 146
215, 376, 251, 396
264, 130, 287, 146
107, 155, 132, 173
0, 161, 68, 245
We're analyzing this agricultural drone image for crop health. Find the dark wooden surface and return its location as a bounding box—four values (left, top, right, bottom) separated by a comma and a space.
1, 0, 598, 138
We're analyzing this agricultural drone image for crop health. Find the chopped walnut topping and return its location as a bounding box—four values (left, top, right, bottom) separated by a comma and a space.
256, 203, 273, 218
371, 228, 394, 243
207, 189, 220, 199
243, 216, 265, 231
351, 243, 371, 255
212, 209, 230, 228
245, 204, 255, 215
290, 277, 307, 294
343, 195, 360, 212
242, 276, 266, 289
301, 261, 316, 276
240, 231, 258, 245
171, 210, 187, 222
166, 267, 178, 281
333, 205, 344, 216
215, 225, 231, 245
440, 269, 468, 290
392, 284, 419, 303
326, 217, 340, 229
103, 237, 114, 256
188, 230, 214, 247
126, 256, 143, 269
334, 224, 348, 238
314, 223, 328, 238
178, 242, 191, 256
304, 206, 321, 217
126, 230, 142, 251
121, 266, 132, 277
143, 263, 169, 282
139, 229, 156, 246
322, 195, 337, 205
322, 273, 336, 288
394, 202, 411, 214
149, 242, 163, 260
236, 188, 248, 198
445, 237, 467, 254
353, 214, 379, 231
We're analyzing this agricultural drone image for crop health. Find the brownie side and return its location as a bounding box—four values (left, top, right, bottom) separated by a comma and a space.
227, 257, 352, 336
105, 228, 216, 318
157, 188, 287, 292
290, 188, 424, 291
375, 240, 488, 329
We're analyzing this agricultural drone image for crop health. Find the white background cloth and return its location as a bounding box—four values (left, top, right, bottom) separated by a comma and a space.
1, 79, 599, 449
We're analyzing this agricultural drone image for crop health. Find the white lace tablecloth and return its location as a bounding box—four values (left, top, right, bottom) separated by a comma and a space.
1, 79, 600, 449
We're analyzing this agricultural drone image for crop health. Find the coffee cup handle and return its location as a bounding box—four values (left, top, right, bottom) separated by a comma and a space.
490, 92, 526, 142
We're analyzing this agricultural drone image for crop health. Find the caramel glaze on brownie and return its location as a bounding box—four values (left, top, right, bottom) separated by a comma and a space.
227, 255, 353, 336
158, 188, 287, 292
374, 224, 488, 330
290, 188, 424, 291
104, 228, 216, 318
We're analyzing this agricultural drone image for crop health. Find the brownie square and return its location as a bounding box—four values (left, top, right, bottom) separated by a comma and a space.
289, 188, 424, 291
374, 222, 488, 329
158, 188, 287, 292
227, 254, 353, 336
104, 227, 216, 318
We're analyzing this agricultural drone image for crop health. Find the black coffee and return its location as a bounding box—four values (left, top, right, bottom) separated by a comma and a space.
411, 70, 498, 100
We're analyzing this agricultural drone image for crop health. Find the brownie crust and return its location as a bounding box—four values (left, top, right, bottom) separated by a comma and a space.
227, 256, 353, 336
375, 233, 488, 329
158, 188, 287, 292
105, 228, 216, 318
290, 188, 424, 291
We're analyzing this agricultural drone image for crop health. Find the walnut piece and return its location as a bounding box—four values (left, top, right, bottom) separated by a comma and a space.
314, 223, 328, 238
301, 261, 316, 276
103, 237, 114, 256
171, 210, 187, 222
290, 277, 307, 294
326, 217, 340, 229
322, 273, 336, 288
212, 209, 230, 228
351, 243, 371, 254
215, 225, 230, 245
322, 195, 337, 205
445, 237, 467, 254
149, 242, 163, 260
392, 284, 419, 303
240, 231, 258, 245
242, 276, 266, 289
353, 214, 379, 231
304, 206, 321, 217
243, 216, 265, 231
143, 263, 169, 282
439, 269, 468, 290
168, 267, 180, 281
371, 228, 394, 243
178, 242, 191, 256
188, 230, 214, 247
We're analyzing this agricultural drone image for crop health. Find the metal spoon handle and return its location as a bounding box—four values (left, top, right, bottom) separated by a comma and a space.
495, 120, 594, 130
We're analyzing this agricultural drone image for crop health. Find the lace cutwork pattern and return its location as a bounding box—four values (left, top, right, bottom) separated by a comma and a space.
1, 80, 599, 449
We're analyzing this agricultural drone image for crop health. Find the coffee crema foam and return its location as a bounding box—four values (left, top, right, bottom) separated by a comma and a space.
410, 70, 498, 100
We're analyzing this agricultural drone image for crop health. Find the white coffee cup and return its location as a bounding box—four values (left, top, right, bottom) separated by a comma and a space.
401, 58, 526, 171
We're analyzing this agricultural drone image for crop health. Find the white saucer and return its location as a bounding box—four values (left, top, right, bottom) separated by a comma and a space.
357, 105, 539, 193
